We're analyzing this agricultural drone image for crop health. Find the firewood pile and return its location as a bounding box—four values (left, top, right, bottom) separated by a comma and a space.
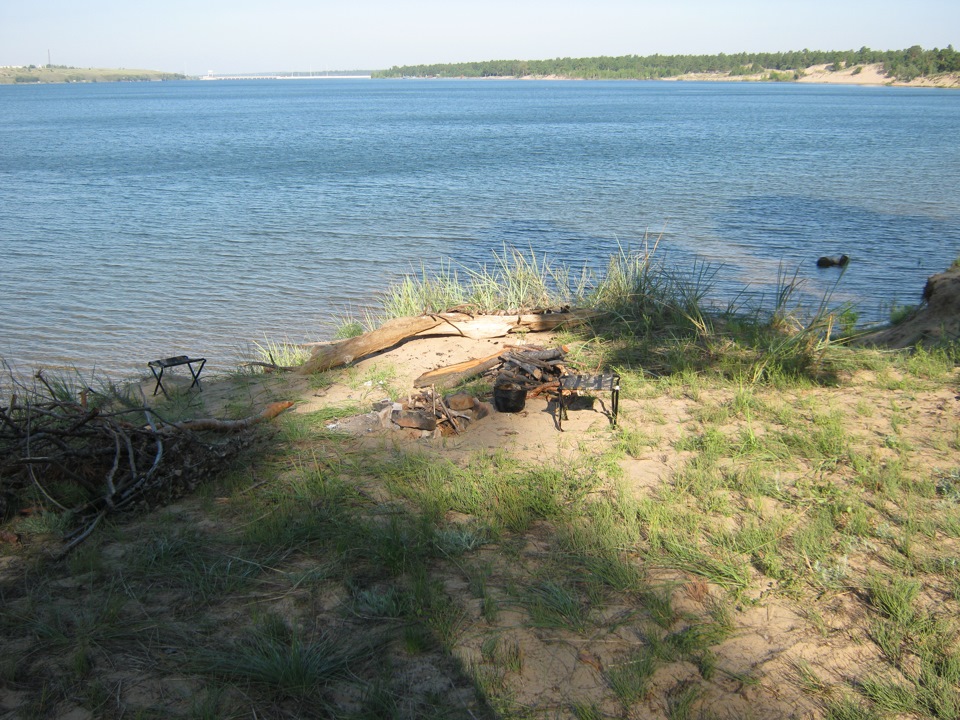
382, 345, 570, 436
0, 371, 291, 553
494, 346, 568, 393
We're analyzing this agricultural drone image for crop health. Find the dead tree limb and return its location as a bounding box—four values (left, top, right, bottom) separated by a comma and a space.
299, 315, 448, 375
1, 374, 295, 554
413, 350, 506, 389
299, 310, 600, 375
170, 401, 294, 432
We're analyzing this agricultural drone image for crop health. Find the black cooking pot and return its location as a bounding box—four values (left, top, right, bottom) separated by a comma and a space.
493, 383, 526, 413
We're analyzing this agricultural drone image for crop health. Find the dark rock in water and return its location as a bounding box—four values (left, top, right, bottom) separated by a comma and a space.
816, 254, 850, 268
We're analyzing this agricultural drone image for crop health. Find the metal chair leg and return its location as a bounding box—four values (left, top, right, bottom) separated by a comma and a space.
150, 366, 168, 397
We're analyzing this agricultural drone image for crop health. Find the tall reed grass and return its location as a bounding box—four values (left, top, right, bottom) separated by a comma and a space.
368, 242, 860, 385
248, 240, 922, 389
376, 240, 713, 327
377, 247, 592, 320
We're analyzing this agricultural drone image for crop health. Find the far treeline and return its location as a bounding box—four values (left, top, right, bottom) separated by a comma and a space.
373, 45, 960, 82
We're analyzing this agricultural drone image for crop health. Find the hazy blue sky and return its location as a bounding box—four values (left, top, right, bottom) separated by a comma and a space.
2, 0, 957, 75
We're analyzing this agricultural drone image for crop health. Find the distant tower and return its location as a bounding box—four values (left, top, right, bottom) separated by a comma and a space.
47, 49, 51, 67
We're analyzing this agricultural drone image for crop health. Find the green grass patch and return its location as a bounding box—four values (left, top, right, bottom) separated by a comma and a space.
518, 580, 589, 632
606, 648, 657, 706
187, 617, 382, 705
656, 537, 752, 594
250, 336, 312, 368
376, 450, 601, 534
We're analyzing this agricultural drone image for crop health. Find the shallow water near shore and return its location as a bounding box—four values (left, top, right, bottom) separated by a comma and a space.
1, 79, 958, 379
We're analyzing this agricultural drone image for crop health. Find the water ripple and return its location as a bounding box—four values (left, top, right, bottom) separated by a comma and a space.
1, 80, 958, 378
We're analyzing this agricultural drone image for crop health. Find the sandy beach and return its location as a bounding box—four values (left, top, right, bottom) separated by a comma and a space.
662, 62, 960, 88
797, 63, 960, 88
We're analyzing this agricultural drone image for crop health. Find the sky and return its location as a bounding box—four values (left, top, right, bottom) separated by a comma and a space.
1, 0, 957, 76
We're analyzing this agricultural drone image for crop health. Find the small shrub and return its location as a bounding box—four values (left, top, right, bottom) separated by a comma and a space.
333, 319, 365, 339
889, 304, 917, 326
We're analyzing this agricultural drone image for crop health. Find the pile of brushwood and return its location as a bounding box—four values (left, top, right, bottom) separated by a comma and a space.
375, 388, 492, 437
493, 346, 569, 393
0, 371, 290, 554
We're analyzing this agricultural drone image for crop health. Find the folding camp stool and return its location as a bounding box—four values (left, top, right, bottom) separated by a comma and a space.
148, 355, 206, 398
556, 373, 620, 431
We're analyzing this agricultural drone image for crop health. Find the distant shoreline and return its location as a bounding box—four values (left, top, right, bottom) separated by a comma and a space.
199, 73, 372, 81
410, 64, 960, 89
0, 66, 185, 85
375, 49, 960, 88
4, 62, 958, 88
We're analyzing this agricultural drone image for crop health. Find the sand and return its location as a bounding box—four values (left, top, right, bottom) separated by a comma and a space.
667, 63, 960, 88
797, 63, 960, 88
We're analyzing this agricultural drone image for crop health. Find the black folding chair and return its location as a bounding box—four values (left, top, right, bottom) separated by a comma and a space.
148, 356, 206, 398
556, 373, 620, 430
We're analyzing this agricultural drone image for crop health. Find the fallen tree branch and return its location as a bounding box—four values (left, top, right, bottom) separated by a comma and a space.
1, 375, 294, 554
170, 401, 294, 432
300, 309, 601, 375
299, 315, 448, 375
242, 361, 300, 372
413, 349, 507, 389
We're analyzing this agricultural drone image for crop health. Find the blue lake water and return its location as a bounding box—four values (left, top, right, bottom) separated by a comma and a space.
1, 79, 958, 378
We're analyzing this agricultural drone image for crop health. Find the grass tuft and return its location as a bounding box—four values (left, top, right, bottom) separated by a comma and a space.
866, 573, 921, 625
520, 580, 588, 632
250, 336, 311, 368
188, 618, 380, 703
606, 650, 657, 706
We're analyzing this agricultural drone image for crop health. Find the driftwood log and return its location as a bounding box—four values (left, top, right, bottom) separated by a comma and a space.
413, 345, 571, 394
413, 349, 507, 389
170, 401, 294, 432
301, 315, 445, 376
299, 309, 600, 375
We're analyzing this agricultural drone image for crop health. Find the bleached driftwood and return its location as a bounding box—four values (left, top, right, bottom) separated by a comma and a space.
414, 345, 570, 390
171, 401, 295, 432
299, 309, 599, 375
299, 315, 448, 376
413, 349, 506, 389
